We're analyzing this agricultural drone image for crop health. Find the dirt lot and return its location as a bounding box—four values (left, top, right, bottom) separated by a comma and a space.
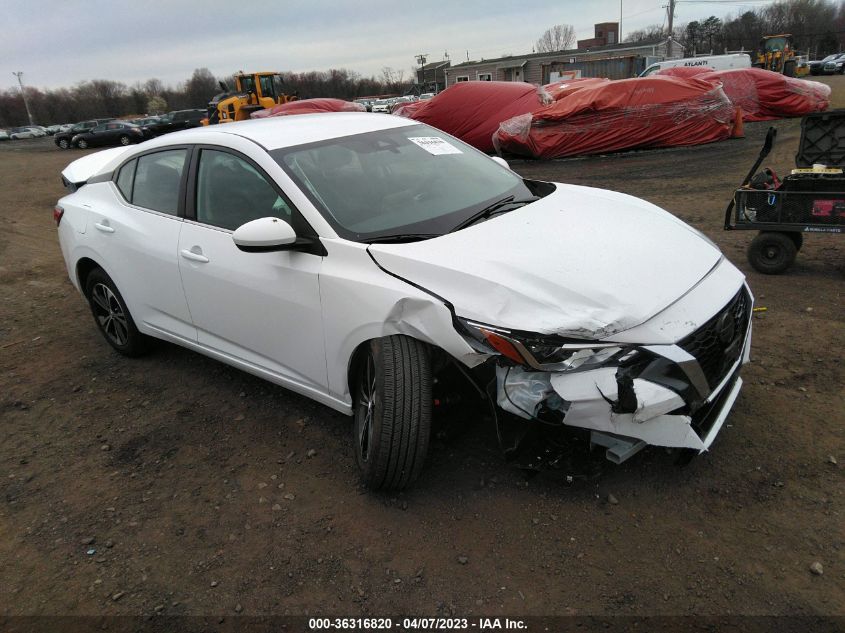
0, 77, 843, 625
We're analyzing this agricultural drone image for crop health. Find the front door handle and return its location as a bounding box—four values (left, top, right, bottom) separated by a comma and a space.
180, 248, 209, 263
94, 222, 114, 233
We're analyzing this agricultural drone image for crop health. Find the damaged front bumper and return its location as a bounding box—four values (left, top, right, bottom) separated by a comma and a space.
494, 286, 753, 462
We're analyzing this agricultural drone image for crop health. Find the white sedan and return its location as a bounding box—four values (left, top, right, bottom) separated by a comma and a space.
55, 113, 752, 489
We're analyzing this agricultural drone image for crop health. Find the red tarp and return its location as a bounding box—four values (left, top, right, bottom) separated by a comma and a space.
494, 76, 735, 159
708, 68, 829, 121
251, 98, 365, 119
655, 66, 714, 79
658, 67, 830, 121
394, 81, 547, 152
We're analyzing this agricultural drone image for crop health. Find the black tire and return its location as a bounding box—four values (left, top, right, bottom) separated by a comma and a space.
57, 138, 69, 149
84, 268, 150, 356
353, 335, 431, 490
747, 231, 797, 274
783, 60, 796, 77
119, 135, 132, 146
788, 231, 804, 251
76, 138, 88, 149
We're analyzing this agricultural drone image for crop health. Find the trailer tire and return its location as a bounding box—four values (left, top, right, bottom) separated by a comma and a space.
748, 231, 797, 274
788, 232, 803, 251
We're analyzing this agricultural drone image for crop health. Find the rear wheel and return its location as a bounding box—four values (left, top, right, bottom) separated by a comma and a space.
85, 268, 150, 356
748, 231, 797, 274
353, 336, 431, 490
76, 138, 88, 149
119, 135, 132, 146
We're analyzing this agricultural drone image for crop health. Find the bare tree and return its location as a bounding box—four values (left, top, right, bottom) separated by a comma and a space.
535, 24, 575, 53
623, 23, 668, 44
185, 68, 218, 107
381, 66, 406, 92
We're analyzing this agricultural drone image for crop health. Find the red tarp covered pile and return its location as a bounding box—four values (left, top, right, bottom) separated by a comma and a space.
658, 67, 831, 121
393, 81, 548, 152
493, 76, 735, 159
251, 98, 365, 119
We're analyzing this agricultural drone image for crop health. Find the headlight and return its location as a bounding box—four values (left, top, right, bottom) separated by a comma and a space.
456, 317, 634, 372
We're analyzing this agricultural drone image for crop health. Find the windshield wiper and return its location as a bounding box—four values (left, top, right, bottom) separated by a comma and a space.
451, 195, 539, 232
365, 233, 440, 244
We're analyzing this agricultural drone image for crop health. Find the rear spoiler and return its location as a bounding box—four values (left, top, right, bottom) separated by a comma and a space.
61, 146, 135, 192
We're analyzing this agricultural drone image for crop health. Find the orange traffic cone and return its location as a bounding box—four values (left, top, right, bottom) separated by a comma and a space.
731, 106, 745, 138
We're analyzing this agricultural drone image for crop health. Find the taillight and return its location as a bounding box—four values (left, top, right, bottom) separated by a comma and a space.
53, 206, 64, 226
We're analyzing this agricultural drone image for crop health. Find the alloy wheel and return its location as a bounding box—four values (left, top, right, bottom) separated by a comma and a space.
91, 283, 129, 346
357, 353, 377, 462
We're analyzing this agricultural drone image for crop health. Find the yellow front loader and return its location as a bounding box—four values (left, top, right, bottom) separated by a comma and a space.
205, 71, 297, 125
755, 35, 798, 76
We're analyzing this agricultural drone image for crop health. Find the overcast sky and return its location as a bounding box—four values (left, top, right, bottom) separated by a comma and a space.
4, 0, 779, 90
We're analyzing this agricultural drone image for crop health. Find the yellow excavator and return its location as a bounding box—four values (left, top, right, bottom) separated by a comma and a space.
755, 34, 798, 76
204, 71, 297, 125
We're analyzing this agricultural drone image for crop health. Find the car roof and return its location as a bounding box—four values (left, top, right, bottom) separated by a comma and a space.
140, 112, 419, 151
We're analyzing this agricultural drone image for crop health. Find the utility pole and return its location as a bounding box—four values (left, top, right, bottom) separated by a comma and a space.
619, 0, 622, 43
666, 0, 676, 58
12, 72, 35, 126
415, 54, 428, 95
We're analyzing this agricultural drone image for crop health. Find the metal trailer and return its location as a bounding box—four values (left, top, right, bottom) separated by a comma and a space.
724, 114, 845, 274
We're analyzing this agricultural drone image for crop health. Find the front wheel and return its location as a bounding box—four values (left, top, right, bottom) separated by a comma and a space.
57, 138, 69, 149
85, 268, 150, 356
353, 336, 431, 490
748, 231, 797, 274
119, 135, 132, 146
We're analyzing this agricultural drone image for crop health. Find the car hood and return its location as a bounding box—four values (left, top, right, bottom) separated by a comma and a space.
368, 184, 723, 339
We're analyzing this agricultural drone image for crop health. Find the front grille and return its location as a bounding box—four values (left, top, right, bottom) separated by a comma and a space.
679, 288, 751, 390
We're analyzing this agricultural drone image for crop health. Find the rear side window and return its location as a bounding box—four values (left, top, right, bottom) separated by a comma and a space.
116, 159, 136, 200
131, 149, 188, 215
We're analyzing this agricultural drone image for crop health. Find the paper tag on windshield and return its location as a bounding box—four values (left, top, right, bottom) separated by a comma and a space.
408, 136, 462, 155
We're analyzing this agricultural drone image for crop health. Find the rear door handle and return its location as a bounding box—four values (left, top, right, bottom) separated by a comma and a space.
94, 222, 114, 233
180, 248, 209, 263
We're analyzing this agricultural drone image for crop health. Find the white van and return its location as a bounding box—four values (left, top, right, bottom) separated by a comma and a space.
639, 53, 752, 77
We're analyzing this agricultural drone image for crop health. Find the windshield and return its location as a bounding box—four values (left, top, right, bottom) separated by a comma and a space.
273, 123, 538, 242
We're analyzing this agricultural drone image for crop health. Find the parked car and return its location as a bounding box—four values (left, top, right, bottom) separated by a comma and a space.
55, 119, 114, 149
9, 126, 46, 139
72, 121, 145, 149
143, 109, 205, 136
371, 99, 393, 113
0, 129, 9, 141
808, 53, 838, 75
389, 96, 416, 113
419, 93, 436, 100
823, 53, 845, 74
46, 124, 66, 135
130, 116, 161, 126
353, 98, 374, 112
55, 114, 752, 490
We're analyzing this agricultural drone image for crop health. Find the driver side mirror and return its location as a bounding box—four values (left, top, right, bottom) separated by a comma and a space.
232, 217, 298, 252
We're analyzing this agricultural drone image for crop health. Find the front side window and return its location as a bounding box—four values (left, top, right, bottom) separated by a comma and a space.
195, 149, 292, 231
92, 124, 109, 133
274, 123, 535, 241
259, 75, 275, 99
131, 149, 187, 215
